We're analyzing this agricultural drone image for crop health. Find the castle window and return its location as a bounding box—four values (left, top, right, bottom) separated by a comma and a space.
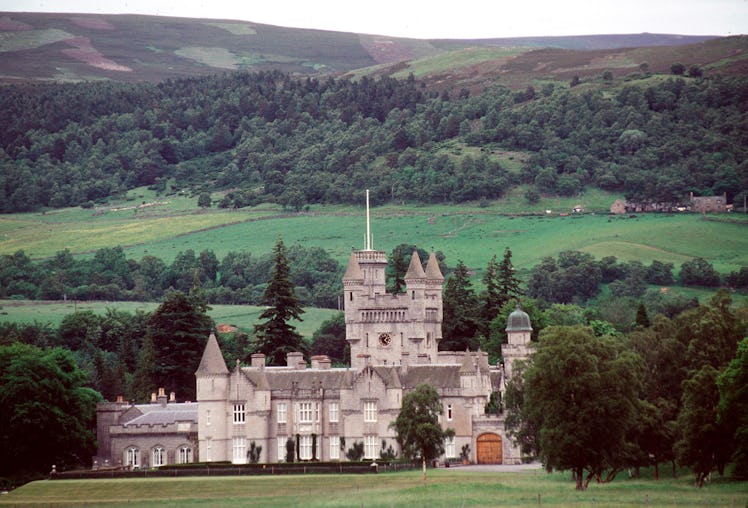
364, 435, 379, 459
329, 435, 340, 460
329, 402, 339, 423
445, 436, 456, 459
206, 409, 211, 426
412, 290, 415, 300
277, 437, 287, 462
299, 402, 314, 423
232, 437, 247, 464
152, 446, 165, 467
349, 292, 353, 301
299, 435, 313, 460
125, 446, 140, 469
177, 446, 192, 464
364, 401, 377, 422
447, 404, 453, 421
233, 403, 246, 424
277, 402, 287, 424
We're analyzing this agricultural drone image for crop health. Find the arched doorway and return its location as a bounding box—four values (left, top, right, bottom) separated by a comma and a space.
476, 433, 502, 464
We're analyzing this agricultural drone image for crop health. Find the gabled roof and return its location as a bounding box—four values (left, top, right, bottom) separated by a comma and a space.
342, 252, 364, 281
425, 252, 444, 281
195, 332, 229, 375
404, 251, 426, 280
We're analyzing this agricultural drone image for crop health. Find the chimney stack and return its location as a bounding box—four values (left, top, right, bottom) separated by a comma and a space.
251, 353, 266, 368
311, 355, 331, 370
286, 352, 305, 369
157, 387, 167, 407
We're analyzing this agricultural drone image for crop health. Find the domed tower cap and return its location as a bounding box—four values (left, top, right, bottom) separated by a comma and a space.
506, 303, 532, 332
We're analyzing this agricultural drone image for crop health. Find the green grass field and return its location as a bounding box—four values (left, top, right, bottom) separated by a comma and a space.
1, 469, 745, 507
2, 189, 747, 277
0, 300, 338, 339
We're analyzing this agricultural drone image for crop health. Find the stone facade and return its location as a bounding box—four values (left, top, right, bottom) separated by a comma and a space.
94, 389, 198, 469
95, 237, 533, 467
195, 246, 532, 465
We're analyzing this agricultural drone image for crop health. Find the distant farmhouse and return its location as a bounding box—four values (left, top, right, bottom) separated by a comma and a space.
96, 203, 532, 469
610, 192, 729, 214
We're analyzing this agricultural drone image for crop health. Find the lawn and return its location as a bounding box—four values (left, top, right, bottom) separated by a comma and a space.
1, 468, 745, 507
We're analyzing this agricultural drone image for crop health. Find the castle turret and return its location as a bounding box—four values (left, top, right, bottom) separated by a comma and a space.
196, 332, 229, 462
501, 305, 533, 380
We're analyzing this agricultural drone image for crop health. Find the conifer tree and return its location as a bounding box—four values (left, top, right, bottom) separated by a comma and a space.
147, 290, 212, 401
498, 246, 522, 304
481, 247, 522, 336
254, 236, 305, 365
441, 260, 480, 351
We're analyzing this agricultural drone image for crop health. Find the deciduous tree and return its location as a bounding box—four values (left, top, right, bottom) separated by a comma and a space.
512, 325, 641, 490
391, 383, 454, 481
0, 343, 101, 477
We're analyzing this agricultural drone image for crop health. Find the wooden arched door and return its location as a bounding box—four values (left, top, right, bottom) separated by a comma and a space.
476, 433, 503, 464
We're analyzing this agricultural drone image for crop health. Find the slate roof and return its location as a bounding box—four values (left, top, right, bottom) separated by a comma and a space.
123, 402, 198, 426
404, 251, 426, 280
196, 332, 229, 375
342, 252, 364, 281
425, 252, 444, 281
403, 365, 461, 389
242, 368, 354, 391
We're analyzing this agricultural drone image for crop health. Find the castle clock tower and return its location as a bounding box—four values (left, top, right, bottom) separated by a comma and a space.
343, 191, 444, 368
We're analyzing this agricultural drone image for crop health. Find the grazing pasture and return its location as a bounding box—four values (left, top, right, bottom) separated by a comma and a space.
1, 468, 745, 507
0, 300, 337, 339
2, 188, 746, 276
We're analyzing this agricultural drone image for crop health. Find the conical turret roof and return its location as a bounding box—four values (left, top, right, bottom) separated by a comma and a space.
196, 332, 229, 375
404, 251, 426, 280
425, 251, 444, 281
342, 251, 364, 281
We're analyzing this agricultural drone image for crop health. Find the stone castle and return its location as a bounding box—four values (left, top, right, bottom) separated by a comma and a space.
95, 204, 533, 468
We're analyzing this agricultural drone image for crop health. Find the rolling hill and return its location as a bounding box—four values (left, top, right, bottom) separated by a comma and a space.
0, 12, 726, 84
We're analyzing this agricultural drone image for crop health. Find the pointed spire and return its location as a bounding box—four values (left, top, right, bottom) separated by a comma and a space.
425, 251, 444, 281
404, 251, 426, 280
196, 332, 229, 375
342, 251, 364, 281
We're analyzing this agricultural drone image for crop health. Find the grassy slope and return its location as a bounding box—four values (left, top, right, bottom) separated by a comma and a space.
2, 188, 747, 273
0, 300, 337, 339
1, 469, 746, 507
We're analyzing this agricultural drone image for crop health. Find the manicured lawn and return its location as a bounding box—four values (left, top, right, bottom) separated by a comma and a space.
1, 468, 745, 507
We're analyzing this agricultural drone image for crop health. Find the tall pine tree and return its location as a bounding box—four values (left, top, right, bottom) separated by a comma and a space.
441, 260, 480, 351
481, 247, 522, 336
254, 236, 305, 365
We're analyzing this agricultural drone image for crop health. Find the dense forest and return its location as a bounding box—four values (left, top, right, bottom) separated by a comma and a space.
1, 69, 747, 213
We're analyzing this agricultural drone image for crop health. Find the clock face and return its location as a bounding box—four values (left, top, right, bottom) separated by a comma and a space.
378, 332, 391, 346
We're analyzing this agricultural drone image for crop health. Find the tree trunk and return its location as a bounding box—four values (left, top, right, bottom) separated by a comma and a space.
575, 468, 585, 490
422, 456, 427, 481
653, 462, 659, 481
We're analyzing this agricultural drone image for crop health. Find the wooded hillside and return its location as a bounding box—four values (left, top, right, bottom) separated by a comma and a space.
1, 66, 746, 212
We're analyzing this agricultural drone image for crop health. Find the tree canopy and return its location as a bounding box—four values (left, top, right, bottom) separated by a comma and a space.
512, 325, 642, 490
147, 290, 212, 401
0, 343, 101, 477
391, 383, 454, 481
253, 236, 305, 365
